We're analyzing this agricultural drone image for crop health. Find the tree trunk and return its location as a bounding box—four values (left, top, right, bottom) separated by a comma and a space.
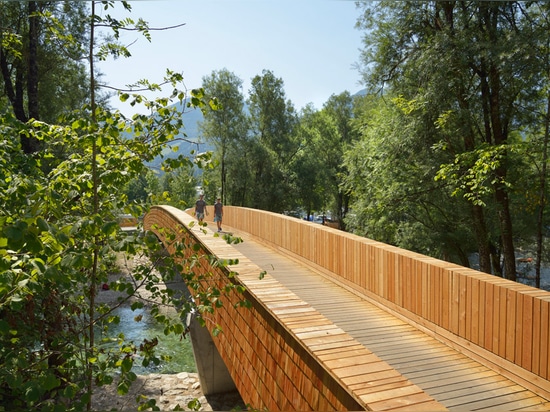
535, 91, 550, 288
490, 242, 503, 277
478, 3, 516, 281
27, 1, 39, 121
0, 2, 41, 153
488, 63, 516, 281
471, 204, 492, 274
221, 147, 226, 204
494, 186, 516, 281
0, 49, 26, 121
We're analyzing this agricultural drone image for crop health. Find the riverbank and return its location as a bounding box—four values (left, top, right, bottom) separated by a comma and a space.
92, 372, 245, 411
91, 254, 245, 411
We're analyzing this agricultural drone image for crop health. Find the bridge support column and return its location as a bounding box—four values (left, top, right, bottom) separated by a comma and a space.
158, 255, 237, 397
188, 315, 237, 396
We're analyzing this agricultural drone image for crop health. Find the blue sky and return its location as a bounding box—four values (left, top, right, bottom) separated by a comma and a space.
98, 1, 364, 115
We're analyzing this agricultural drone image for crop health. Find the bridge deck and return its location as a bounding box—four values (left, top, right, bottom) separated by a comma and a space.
213, 226, 550, 411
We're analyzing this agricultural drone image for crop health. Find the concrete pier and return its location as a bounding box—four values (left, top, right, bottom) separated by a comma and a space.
187, 315, 237, 396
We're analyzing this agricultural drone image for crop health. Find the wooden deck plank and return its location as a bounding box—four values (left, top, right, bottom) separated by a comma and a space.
446, 386, 540, 410
317, 346, 374, 362
369, 343, 458, 359
386, 399, 448, 411
358, 384, 424, 404
514, 399, 550, 410
385, 353, 470, 372
226, 229, 550, 411
323, 353, 382, 369
405, 362, 496, 383
367, 392, 446, 411
350, 376, 410, 394
429, 376, 515, 399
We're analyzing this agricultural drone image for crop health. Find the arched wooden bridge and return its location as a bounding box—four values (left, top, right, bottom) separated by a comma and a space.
144, 205, 550, 411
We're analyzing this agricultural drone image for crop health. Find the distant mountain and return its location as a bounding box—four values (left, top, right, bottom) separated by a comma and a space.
149, 90, 367, 170
354, 88, 367, 98
167, 89, 366, 146
146, 102, 213, 171
170, 101, 209, 150
174, 101, 204, 141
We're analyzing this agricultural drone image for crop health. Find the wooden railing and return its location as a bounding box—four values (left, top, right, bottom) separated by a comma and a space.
197, 205, 550, 399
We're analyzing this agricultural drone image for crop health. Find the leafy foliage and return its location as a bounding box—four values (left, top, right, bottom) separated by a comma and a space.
0, 3, 248, 411
246, 70, 299, 212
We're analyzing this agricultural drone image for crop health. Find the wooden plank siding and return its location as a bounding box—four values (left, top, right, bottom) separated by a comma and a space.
195, 205, 550, 401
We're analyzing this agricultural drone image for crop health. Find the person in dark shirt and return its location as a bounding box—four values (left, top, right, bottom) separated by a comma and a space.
194, 194, 207, 224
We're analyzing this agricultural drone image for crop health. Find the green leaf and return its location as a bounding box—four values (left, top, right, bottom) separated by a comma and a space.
0, 319, 10, 334
36, 217, 49, 232
30, 259, 46, 275
25, 383, 41, 402
17, 278, 30, 288
173, 323, 184, 335
101, 221, 119, 236
62, 383, 78, 399
121, 356, 133, 373
4, 223, 25, 241
187, 398, 202, 411
117, 380, 130, 395
212, 326, 222, 337
42, 374, 61, 391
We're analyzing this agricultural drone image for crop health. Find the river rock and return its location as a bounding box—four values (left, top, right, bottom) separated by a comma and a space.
92, 372, 245, 411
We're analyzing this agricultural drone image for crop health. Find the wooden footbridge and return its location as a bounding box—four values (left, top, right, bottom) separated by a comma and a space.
144, 205, 550, 411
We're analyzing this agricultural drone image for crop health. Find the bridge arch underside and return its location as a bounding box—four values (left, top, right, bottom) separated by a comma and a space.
144, 206, 445, 411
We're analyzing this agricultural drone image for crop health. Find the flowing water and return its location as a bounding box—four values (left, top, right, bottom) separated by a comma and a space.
471, 254, 550, 291
516, 262, 550, 291
101, 306, 196, 374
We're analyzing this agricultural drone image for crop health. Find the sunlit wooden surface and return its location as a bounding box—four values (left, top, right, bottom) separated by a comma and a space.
228, 228, 550, 411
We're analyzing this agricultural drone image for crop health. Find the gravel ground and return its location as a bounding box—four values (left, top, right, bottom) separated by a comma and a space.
92, 372, 245, 411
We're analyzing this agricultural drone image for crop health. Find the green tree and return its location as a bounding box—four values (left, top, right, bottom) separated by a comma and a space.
344, 93, 477, 265
292, 104, 331, 218
163, 165, 199, 209
0, 1, 91, 153
247, 70, 298, 211
356, 1, 550, 279
126, 173, 149, 203
509, 3, 550, 288
200, 69, 248, 204
319, 92, 357, 229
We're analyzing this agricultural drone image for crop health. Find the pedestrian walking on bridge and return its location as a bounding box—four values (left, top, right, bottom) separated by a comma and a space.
194, 194, 208, 224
